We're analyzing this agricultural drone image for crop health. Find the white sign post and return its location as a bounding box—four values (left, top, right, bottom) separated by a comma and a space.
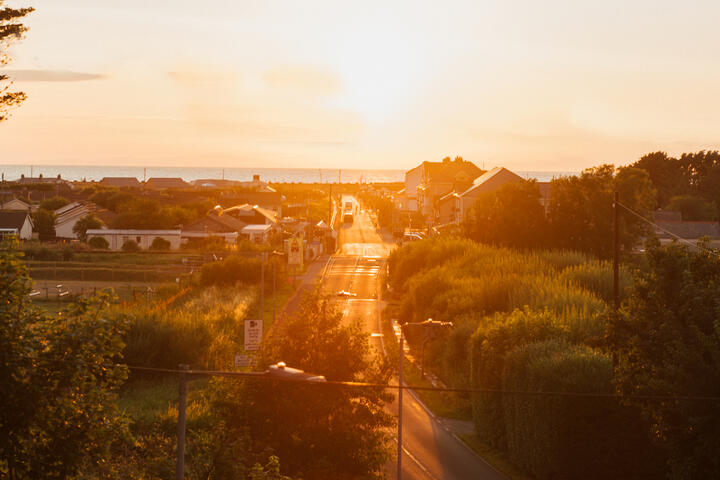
244, 319, 263, 351
234, 354, 251, 367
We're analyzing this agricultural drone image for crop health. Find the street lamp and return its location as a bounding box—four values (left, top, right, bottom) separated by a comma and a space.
397, 319, 453, 480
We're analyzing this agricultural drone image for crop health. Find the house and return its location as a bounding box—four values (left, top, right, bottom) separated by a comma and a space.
15, 174, 72, 188
183, 209, 248, 233
100, 177, 141, 188
180, 231, 238, 246
54, 202, 100, 239
0, 211, 34, 240
436, 192, 462, 225
0, 198, 35, 212
458, 167, 525, 222
241, 224, 272, 244
223, 204, 279, 227
191, 174, 276, 192
86, 229, 182, 250
221, 191, 283, 217
144, 177, 189, 190
415, 158, 484, 223
651, 212, 720, 248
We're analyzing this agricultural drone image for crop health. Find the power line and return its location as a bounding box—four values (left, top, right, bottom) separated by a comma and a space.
8, 354, 720, 402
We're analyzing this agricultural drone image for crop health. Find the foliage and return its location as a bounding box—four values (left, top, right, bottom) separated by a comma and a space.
150, 236, 171, 251
666, 194, 717, 221
607, 241, 720, 478
31, 208, 56, 241
0, 243, 128, 478
90, 188, 133, 212
200, 255, 262, 287
122, 239, 140, 252
501, 339, 661, 479
210, 291, 394, 479
464, 180, 548, 249
546, 165, 656, 258
73, 214, 103, 241
632, 151, 689, 206
0, 1, 34, 122
88, 236, 110, 249
39, 196, 70, 211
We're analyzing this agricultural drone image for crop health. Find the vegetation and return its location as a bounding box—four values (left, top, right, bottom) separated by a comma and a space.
0, 243, 128, 478
150, 236, 171, 251
39, 196, 70, 211
387, 237, 663, 479
608, 240, 720, 478
122, 239, 140, 252
73, 214, 103, 241
88, 235, 110, 249
0, 1, 34, 122
32, 208, 56, 241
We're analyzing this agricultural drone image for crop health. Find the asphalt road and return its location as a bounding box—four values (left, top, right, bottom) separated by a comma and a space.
323, 198, 507, 480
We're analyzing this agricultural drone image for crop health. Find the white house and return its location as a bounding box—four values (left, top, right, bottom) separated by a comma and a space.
241, 224, 272, 244
54, 202, 94, 239
0, 211, 34, 240
86, 229, 182, 250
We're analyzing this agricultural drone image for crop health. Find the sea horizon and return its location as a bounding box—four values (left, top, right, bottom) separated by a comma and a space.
0, 164, 578, 184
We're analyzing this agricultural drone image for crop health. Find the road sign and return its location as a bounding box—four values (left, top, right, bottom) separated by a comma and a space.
244, 319, 263, 351
234, 354, 251, 367
287, 237, 303, 267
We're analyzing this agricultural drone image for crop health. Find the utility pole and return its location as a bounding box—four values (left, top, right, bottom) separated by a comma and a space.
329, 183, 333, 224
272, 258, 276, 323
397, 331, 404, 480
260, 252, 266, 322
613, 191, 619, 311
176, 364, 189, 480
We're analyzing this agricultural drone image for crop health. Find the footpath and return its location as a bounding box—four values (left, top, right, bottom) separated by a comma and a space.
276, 254, 331, 319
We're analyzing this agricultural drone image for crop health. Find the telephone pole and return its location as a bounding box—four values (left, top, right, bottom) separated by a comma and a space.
613, 191, 619, 311
176, 364, 189, 480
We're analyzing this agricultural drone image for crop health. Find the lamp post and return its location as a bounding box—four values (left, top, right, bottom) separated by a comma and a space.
397, 319, 453, 479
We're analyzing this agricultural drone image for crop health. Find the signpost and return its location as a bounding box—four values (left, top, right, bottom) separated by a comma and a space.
234, 354, 254, 368
244, 319, 263, 351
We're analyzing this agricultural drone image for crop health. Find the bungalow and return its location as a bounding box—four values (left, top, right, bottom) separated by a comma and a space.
223, 204, 279, 227
54, 202, 99, 239
100, 177, 141, 188
183, 210, 247, 233
457, 167, 525, 223
86, 229, 182, 250
0, 198, 35, 212
221, 191, 283, 217
652, 211, 720, 248
241, 224, 272, 244
0, 211, 34, 240
144, 177, 189, 190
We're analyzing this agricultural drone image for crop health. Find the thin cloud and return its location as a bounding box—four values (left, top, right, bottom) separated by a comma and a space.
1, 69, 106, 82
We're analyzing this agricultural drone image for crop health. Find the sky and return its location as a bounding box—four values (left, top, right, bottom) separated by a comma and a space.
2, 0, 720, 171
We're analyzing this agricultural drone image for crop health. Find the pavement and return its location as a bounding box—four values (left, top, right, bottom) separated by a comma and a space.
321, 198, 507, 480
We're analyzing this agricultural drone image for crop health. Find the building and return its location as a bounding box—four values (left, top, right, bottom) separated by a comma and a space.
0, 211, 34, 240
100, 177, 142, 188
191, 174, 276, 192
221, 191, 283, 217
458, 167, 525, 222
183, 209, 248, 233
651, 212, 720, 248
144, 177, 189, 190
241, 224, 272, 244
86, 229, 182, 250
0, 198, 35, 212
413, 158, 483, 223
54, 202, 100, 239
223, 204, 279, 227
181, 231, 238, 246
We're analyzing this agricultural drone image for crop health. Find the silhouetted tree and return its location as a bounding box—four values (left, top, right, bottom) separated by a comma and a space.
0, 1, 34, 122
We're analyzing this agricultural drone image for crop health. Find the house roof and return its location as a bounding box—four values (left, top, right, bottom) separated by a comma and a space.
144, 177, 189, 189
654, 220, 720, 239
0, 211, 32, 230
438, 191, 461, 204
86, 229, 181, 235
183, 213, 247, 233
100, 177, 141, 188
423, 159, 483, 184
242, 224, 272, 233
460, 167, 524, 197
0, 198, 34, 211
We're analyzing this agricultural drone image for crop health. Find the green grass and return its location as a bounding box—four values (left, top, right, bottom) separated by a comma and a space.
459, 434, 536, 480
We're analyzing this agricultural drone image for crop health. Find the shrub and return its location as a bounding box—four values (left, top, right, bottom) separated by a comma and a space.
88, 237, 110, 249
121, 240, 140, 252
199, 255, 262, 287
150, 237, 171, 251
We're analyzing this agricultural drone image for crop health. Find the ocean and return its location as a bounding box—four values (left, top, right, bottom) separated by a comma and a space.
0, 164, 577, 184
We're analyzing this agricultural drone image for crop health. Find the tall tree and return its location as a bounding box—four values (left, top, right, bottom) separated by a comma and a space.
0, 1, 34, 122
607, 241, 720, 478
632, 151, 688, 207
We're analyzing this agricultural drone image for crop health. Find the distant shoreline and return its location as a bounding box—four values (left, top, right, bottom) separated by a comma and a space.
0, 164, 578, 184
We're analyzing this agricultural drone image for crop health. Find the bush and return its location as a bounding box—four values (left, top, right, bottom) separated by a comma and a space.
88, 237, 110, 249
150, 237, 171, 251
122, 240, 140, 252
501, 340, 661, 479
200, 255, 262, 287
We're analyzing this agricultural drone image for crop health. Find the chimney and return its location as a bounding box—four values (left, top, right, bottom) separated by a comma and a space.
39, 173, 43, 179
253, 174, 260, 182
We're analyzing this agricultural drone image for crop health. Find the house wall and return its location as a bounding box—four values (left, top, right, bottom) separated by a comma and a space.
19, 218, 33, 240
89, 232, 182, 250
460, 170, 524, 221
404, 167, 422, 212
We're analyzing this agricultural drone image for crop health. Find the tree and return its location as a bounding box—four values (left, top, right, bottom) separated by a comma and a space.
121, 239, 140, 252
31, 208, 56, 241
632, 151, 688, 207
0, 1, 34, 122
39, 196, 69, 211
73, 213, 103, 241
547, 165, 656, 258
666, 194, 717, 221
607, 241, 720, 478
209, 291, 394, 479
88, 236, 109, 249
0, 243, 128, 478
150, 236, 171, 250
463, 180, 548, 249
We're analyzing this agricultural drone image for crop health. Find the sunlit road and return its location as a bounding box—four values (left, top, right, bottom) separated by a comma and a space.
322, 198, 506, 480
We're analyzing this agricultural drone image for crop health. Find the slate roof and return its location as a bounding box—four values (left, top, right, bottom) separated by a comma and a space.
460, 167, 524, 196
144, 177, 189, 189
654, 220, 720, 239
100, 177, 141, 188
0, 211, 32, 230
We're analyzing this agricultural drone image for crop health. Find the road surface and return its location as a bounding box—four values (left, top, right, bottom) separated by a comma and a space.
323, 198, 507, 480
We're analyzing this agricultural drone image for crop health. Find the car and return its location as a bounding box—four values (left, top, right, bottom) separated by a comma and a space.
402, 232, 424, 242
336, 290, 357, 297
